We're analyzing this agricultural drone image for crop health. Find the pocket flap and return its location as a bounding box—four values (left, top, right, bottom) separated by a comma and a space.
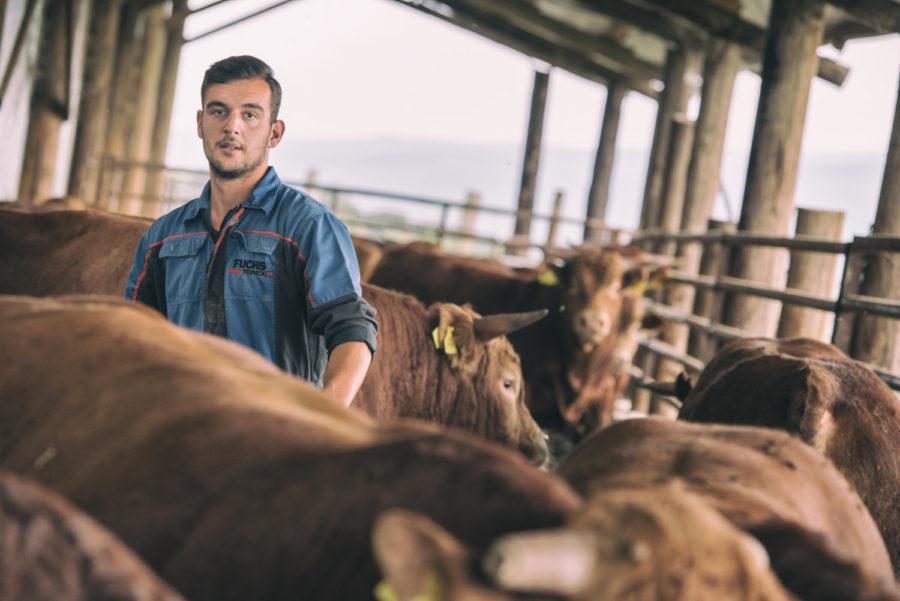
159, 235, 207, 258
239, 232, 280, 255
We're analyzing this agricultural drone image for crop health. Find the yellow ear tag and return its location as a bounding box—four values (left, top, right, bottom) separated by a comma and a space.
431, 326, 458, 355
374, 581, 400, 601
374, 571, 443, 601
628, 280, 648, 294
538, 269, 559, 286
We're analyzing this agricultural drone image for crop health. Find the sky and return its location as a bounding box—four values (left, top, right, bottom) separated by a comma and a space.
168, 0, 900, 158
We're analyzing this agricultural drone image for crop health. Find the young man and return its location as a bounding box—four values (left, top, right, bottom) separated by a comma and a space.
125, 56, 376, 407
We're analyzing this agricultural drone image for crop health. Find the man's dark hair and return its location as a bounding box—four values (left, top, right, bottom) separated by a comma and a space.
201, 55, 282, 121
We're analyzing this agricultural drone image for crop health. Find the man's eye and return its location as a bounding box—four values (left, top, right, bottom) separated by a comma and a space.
245, 112, 257, 120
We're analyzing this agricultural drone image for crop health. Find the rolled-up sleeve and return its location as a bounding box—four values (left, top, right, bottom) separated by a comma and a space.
301, 210, 378, 355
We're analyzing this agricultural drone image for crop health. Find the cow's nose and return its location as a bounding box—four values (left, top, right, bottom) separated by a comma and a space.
579, 311, 611, 338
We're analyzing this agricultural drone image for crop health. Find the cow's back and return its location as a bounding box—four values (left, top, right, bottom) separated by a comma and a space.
0, 209, 148, 296
0, 295, 579, 600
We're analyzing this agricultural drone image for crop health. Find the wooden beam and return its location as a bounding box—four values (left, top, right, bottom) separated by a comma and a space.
573, 0, 707, 50
639, 46, 701, 231
593, 0, 848, 85
513, 69, 549, 243
850, 75, 900, 371
452, 0, 661, 81
0, 0, 39, 107
584, 82, 626, 242
824, 0, 900, 34
69, 0, 124, 202
390, 0, 659, 98
777, 209, 845, 340
722, 0, 827, 337
145, 0, 188, 215
17, 0, 72, 204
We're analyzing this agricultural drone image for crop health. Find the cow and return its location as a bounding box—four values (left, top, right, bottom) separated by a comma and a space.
373, 483, 802, 601
358, 283, 549, 463
556, 418, 897, 591
351, 235, 384, 281
0, 295, 580, 600
0, 208, 150, 296
0, 209, 548, 459
678, 337, 900, 577
369, 241, 664, 434
0, 470, 186, 601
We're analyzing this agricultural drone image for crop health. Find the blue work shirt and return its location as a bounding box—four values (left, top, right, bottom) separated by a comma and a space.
124, 167, 377, 385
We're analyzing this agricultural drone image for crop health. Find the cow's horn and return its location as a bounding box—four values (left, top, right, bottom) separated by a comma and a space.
483, 529, 596, 594
473, 309, 549, 342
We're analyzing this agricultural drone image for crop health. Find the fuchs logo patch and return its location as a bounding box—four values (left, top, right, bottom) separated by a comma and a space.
228, 258, 274, 278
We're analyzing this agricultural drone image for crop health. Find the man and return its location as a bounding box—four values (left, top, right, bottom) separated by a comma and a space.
125, 56, 377, 407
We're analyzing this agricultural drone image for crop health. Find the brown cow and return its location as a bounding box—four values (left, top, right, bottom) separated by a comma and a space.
358, 283, 549, 463
0, 470, 186, 601
557, 418, 897, 593
351, 235, 384, 281
0, 295, 580, 601
0, 209, 547, 458
369, 241, 663, 433
679, 338, 900, 577
374, 482, 801, 601
0, 208, 150, 296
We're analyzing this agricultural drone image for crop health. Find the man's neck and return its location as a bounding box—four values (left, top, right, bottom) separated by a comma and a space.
208, 164, 268, 230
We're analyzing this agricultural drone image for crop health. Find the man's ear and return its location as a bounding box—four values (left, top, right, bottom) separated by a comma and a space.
372, 509, 462, 601
196, 109, 203, 138
269, 119, 285, 148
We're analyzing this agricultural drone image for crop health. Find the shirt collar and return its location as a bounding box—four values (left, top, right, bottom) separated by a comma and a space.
183, 166, 282, 223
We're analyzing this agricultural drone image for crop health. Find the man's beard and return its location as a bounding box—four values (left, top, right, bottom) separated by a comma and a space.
207, 153, 265, 180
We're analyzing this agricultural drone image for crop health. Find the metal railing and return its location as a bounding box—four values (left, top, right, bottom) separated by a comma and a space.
95, 158, 900, 392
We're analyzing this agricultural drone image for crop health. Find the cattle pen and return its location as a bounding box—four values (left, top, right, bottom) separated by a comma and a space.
3, 1, 899, 397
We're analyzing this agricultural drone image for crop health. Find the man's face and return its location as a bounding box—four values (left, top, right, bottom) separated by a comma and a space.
197, 78, 284, 180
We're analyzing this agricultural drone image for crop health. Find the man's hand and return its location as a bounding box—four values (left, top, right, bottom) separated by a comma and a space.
321, 341, 372, 408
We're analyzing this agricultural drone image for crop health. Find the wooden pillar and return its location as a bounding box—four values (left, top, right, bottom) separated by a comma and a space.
99, 2, 143, 211
144, 0, 187, 216
850, 75, 900, 372
722, 0, 826, 337
513, 69, 549, 243
777, 209, 844, 340
120, 4, 167, 216
584, 81, 625, 243
544, 190, 564, 254
688, 219, 737, 362
638, 46, 699, 231
654, 116, 695, 257
68, 0, 123, 203
17, 0, 71, 204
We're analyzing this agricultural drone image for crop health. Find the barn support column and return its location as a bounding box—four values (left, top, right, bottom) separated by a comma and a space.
98, 2, 144, 211
850, 76, 900, 372
120, 4, 167, 216
777, 209, 844, 340
17, 0, 72, 204
512, 68, 549, 246
638, 46, 699, 231
688, 219, 737, 362
144, 0, 187, 217
583, 81, 625, 243
722, 0, 826, 336
68, 0, 123, 203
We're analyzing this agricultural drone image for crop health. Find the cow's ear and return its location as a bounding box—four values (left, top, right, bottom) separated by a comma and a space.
640, 313, 663, 334
429, 304, 479, 376
372, 509, 462, 601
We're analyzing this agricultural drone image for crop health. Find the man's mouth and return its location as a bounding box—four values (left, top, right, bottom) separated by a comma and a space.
217, 141, 242, 151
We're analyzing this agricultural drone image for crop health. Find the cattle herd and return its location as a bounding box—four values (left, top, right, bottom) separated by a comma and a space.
0, 205, 899, 600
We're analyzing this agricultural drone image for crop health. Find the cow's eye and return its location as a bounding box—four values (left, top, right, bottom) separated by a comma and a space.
502, 379, 515, 389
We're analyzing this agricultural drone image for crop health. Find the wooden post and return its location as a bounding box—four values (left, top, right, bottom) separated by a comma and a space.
68, 0, 123, 203
654, 116, 695, 257
512, 68, 549, 245
722, 0, 826, 337
584, 82, 625, 243
544, 190, 564, 254
638, 46, 699, 231
99, 3, 143, 211
119, 4, 166, 216
17, 0, 71, 204
688, 220, 737, 362
456, 191, 481, 255
776, 209, 845, 340
144, 0, 187, 215
850, 75, 900, 372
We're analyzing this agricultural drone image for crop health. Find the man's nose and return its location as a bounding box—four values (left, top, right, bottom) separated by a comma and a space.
223, 112, 242, 134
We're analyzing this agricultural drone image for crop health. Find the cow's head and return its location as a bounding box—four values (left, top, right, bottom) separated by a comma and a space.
428, 304, 549, 465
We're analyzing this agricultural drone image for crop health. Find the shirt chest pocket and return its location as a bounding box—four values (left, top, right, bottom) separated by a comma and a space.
160, 235, 208, 305
226, 232, 278, 300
